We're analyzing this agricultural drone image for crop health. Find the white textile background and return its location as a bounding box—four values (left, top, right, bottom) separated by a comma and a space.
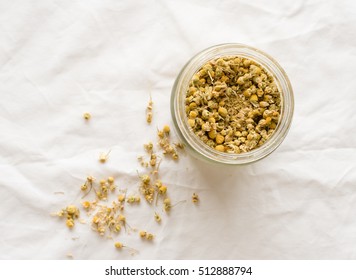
0, 0, 356, 260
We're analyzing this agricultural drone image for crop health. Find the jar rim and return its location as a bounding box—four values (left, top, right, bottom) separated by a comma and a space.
171, 43, 294, 165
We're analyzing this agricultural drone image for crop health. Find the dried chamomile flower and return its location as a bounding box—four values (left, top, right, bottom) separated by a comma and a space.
146, 112, 152, 124
157, 128, 164, 139
118, 214, 126, 223
163, 125, 170, 134
154, 212, 161, 223
158, 185, 167, 195
52, 205, 80, 229
95, 179, 109, 200
139, 230, 154, 241
151, 157, 162, 176
83, 112, 91, 120
66, 205, 80, 218
163, 198, 186, 212
107, 176, 114, 184
87, 176, 95, 183
118, 194, 126, 203
192, 193, 199, 203
137, 155, 149, 167
157, 126, 179, 160
114, 242, 123, 249
140, 174, 151, 185
127, 195, 141, 204
163, 198, 171, 212
154, 179, 167, 196
146, 112, 153, 123
114, 224, 121, 233
81, 201, 91, 210
136, 172, 156, 203
114, 242, 138, 255
144, 142, 154, 152
144, 189, 155, 204
99, 150, 111, 163
81, 176, 96, 198
155, 179, 162, 188
116, 214, 135, 233
146, 233, 154, 241
146, 96, 153, 124
66, 218, 75, 228
149, 153, 157, 167
107, 177, 117, 191
115, 190, 127, 211
174, 142, 185, 149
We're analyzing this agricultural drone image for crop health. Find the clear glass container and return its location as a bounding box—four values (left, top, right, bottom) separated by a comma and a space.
171, 43, 294, 165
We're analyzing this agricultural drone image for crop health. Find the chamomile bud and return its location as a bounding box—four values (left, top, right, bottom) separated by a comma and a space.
146, 233, 154, 241
107, 177, 114, 184
114, 242, 123, 249
83, 112, 91, 120
158, 185, 167, 195
163, 125, 170, 134
192, 193, 199, 203
66, 219, 75, 228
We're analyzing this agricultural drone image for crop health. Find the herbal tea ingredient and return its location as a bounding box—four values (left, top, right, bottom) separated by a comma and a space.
53, 99, 198, 255
99, 150, 111, 164
83, 112, 91, 120
139, 230, 154, 241
51, 205, 80, 229
146, 96, 153, 123
185, 56, 281, 153
192, 193, 199, 203
157, 125, 179, 160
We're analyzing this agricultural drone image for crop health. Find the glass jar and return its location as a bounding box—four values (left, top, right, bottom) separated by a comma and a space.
171, 43, 294, 165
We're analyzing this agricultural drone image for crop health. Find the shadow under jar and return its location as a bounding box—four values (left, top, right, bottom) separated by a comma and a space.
171, 43, 294, 165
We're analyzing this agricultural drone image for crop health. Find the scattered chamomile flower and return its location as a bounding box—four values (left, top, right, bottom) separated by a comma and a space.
192, 193, 199, 203
163, 125, 170, 134
83, 112, 91, 120
118, 194, 125, 203
174, 142, 185, 149
107, 177, 116, 191
99, 150, 111, 163
144, 142, 154, 152
149, 153, 157, 167
154, 212, 161, 223
52, 205, 80, 229
81, 201, 91, 210
66, 218, 75, 228
114, 242, 123, 249
146, 233, 154, 241
107, 177, 114, 184
146, 96, 153, 124
163, 198, 171, 212
118, 214, 126, 223
114, 242, 138, 255
127, 195, 141, 204
158, 185, 167, 195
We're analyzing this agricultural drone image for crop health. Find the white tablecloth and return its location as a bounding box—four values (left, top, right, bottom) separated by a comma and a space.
1, 0, 356, 260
